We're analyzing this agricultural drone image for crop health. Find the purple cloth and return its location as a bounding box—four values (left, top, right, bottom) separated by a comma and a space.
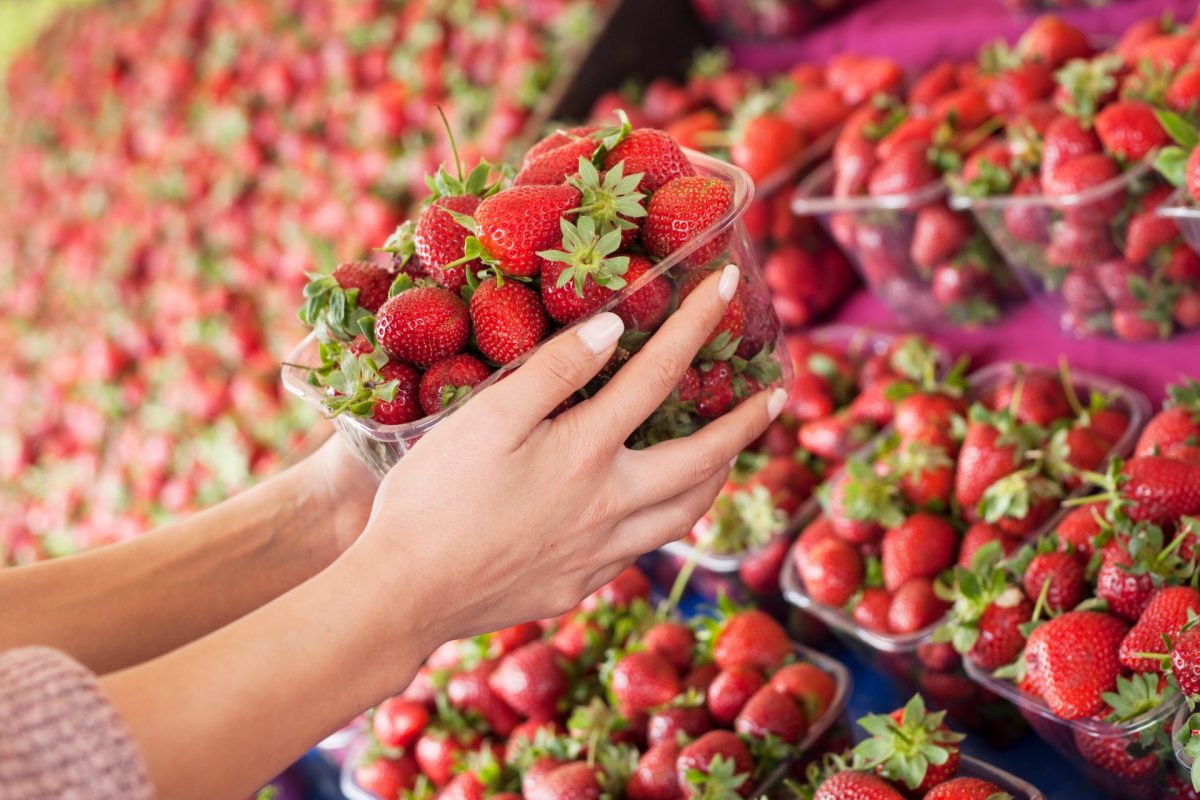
732, 0, 1197, 73
830, 291, 1200, 405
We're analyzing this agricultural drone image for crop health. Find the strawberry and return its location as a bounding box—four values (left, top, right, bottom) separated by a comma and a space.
583, 566, 651, 610
852, 695, 964, 795
604, 128, 695, 195
782, 88, 850, 139
1017, 15, 1092, 69
647, 707, 712, 748
469, 278, 549, 365
1123, 190, 1180, 265
888, 578, 949, 634
534, 762, 601, 800
571, 158, 648, 250
910, 205, 973, 270
814, 772, 904, 800
643, 176, 734, 268
1094, 101, 1168, 162
419, 354, 491, 416
731, 112, 804, 184
1024, 610, 1128, 719
867, 139, 937, 197
893, 393, 967, 453
611, 651, 682, 716
1120, 586, 1200, 672
641, 622, 695, 673
792, 516, 839, 574
853, 588, 893, 634
613, 255, 671, 331
1171, 626, 1200, 697
675, 731, 753, 799
1023, 551, 1085, 612
957, 522, 1017, 568
372, 361, 423, 424
875, 117, 936, 163
908, 61, 959, 110
767, 663, 835, 724
953, 408, 1028, 518
929, 86, 992, 130
696, 362, 735, 420
375, 286, 469, 368
488, 641, 567, 720
1135, 380, 1200, 456
1188, 141, 1200, 204
800, 536, 864, 608
798, 412, 872, 463
989, 369, 1070, 426
734, 685, 807, 744
448, 662, 522, 737
969, 595, 1033, 671
713, 609, 790, 673
1041, 115, 1100, 179
525, 126, 600, 166
826, 54, 904, 106
1096, 541, 1158, 622
373, 696, 430, 749
355, 754, 419, 798
1072, 726, 1159, 780
331, 260, 394, 314
940, 546, 1032, 669
881, 513, 958, 591
516, 137, 598, 186
628, 741, 683, 800
677, 268, 745, 347
1003, 177, 1052, 243
987, 62, 1055, 117
416, 731, 475, 787
1120, 456, 1200, 524
823, 461, 904, 545
539, 216, 631, 324
469, 184, 580, 278
415, 196, 483, 293
439, 772, 487, 800
924, 777, 1008, 800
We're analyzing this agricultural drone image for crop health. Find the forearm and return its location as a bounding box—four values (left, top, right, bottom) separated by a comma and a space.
0, 457, 349, 673
101, 539, 436, 800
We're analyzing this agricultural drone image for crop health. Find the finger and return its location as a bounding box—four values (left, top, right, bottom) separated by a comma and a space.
568, 264, 740, 443
606, 463, 732, 562
623, 387, 787, 506
476, 312, 625, 438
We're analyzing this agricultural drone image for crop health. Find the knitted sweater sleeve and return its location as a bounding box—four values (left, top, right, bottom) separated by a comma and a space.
0, 646, 152, 800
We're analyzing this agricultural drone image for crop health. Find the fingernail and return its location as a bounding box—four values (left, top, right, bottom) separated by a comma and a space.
576, 312, 624, 355
718, 263, 739, 302
768, 388, 788, 420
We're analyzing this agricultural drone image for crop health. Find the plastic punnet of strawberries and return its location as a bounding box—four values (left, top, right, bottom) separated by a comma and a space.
289, 114, 787, 474
347, 566, 849, 800
935, 380, 1200, 798
787, 363, 1137, 697
953, 13, 1200, 341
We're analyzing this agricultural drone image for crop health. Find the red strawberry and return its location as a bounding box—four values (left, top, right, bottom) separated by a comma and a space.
824, 463, 903, 545
1023, 551, 1085, 612
1004, 177, 1052, 243
908, 61, 959, 110
488, 641, 567, 720
1041, 115, 1099, 179
1017, 15, 1092, 69
415, 195, 482, 293
355, 754, 419, 798
643, 176, 733, 268
332, 260, 393, 313
855, 696, 963, 795
469, 278, 549, 364
1123, 190, 1179, 265
614, 255, 671, 331
768, 662, 837, 722
1188, 144, 1200, 204
792, 516, 838, 573
893, 393, 966, 453
628, 741, 683, 800
473, 184, 580, 278
910, 205, 973, 270
642, 622, 695, 673
696, 362, 735, 420
713, 610, 790, 673
375, 287, 469, 368
957, 522, 1017, 568
1168, 67, 1200, 114
372, 361, 423, 424
954, 414, 1022, 517
1170, 625, 1200, 697
734, 685, 807, 744
525, 126, 600, 166
987, 62, 1054, 117
1135, 382, 1200, 456
800, 534, 864, 607
881, 513, 958, 591
1120, 455, 1200, 524
826, 54, 904, 106
448, 661, 521, 737
1024, 610, 1128, 719
1096, 543, 1157, 622
516, 137, 597, 186
534, 762, 601, 800
419, 354, 491, 416
647, 707, 712, 748
1042, 154, 1122, 223
439, 772, 487, 800
416, 731, 474, 787
814, 772, 904, 800
1072, 729, 1159, 781
373, 697, 430, 749
929, 86, 992, 130
782, 88, 851, 138
875, 117, 936, 163
539, 216, 629, 324
611, 651, 682, 716
604, 128, 695, 194
990, 369, 1070, 426
888, 578, 949, 634
731, 113, 804, 184
583, 566, 651, 610
969, 594, 1033, 671
924, 777, 1008, 800
1094, 101, 1168, 162
867, 139, 937, 197
853, 588, 893, 634
798, 412, 872, 463
675, 731, 753, 798
1120, 586, 1200, 672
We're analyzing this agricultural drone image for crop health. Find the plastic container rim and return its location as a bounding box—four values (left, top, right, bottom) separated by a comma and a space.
791, 159, 947, 215
949, 159, 1155, 212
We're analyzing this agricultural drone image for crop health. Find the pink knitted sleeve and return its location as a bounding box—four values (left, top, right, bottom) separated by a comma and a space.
0, 647, 152, 800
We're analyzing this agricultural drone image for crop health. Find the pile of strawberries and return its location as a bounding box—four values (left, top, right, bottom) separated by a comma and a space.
297, 116, 784, 456
933, 380, 1200, 797
689, 0, 869, 42
959, 12, 1200, 340
788, 695, 1025, 800
0, 0, 608, 563
348, 566, 848, 800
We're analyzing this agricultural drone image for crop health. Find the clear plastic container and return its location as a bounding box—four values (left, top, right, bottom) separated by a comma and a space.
954, 161, 1189, 341
766, 754, 1046, 800
965, 659, 1184, 799
792, 162, 1019, 329
339, 642, 853, 800
1156, 186, 1200, 256
283, 149, 792, 476
779, 361, 1150, 739
1173, 702, 1199, 796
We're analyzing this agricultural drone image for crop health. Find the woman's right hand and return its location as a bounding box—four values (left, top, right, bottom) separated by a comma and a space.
355, 264, 787, 648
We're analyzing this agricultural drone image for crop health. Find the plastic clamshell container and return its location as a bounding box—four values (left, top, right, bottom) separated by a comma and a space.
1173, 702, 1199, 793
642, 324, 946, 610
965, 658, 1184, 800
779, 361, 1150, 738
1156, 186, 1200, 255
955, 755, 1047, 800
283, 149, 792, 477
340, 641, 854, 800
792, 161, 1019, 329
954, 161, 1184, 340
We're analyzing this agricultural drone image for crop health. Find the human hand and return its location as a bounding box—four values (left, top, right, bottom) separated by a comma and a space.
355, 264, 788, 645
297, 434, 380, 558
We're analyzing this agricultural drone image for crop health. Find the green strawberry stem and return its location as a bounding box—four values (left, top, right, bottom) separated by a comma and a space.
661, 548, 701, 622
